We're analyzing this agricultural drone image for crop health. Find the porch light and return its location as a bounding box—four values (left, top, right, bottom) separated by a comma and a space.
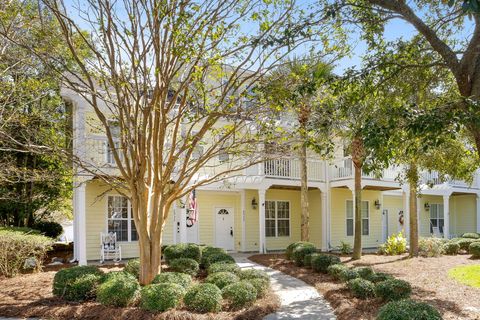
251, 197, 258, 210
374, 200, 381, 210
424, 202, 430, 211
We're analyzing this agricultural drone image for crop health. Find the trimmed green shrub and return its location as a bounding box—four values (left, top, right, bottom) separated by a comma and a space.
0, 229, 53, 277
354, 266, 375, 280
169, 258, 199, 276
184, 283, 222, 313
378, 232, 407, 255
239, 269, 270, 281
338, 241, 352, 255
375, 279, 412, 301
366, 272, 394, 283
203, 252, 235, 269
418, 238, 444, 257
164, 243, 201, 263
52, 265, 104, 301
33, 220, 63, 239
457, 238, 479, 251
124, 258, 140, 278
469, 242, 480, 258
442, 242, 460, 255
286, 241, 313, 260
327, 263, 349, 280
311, 254, 341, 273
347, 278, 375, 299
152, 272, 192, 289
207, 262, 240, 275
377, 299, 442, 320
339, 268, 360, 282
462, 232, 480, 239
291, 242, 316, 266
222, 281, 257, 310
244, 277, 269, 297
303, 253, 320, 268
200, 246, 226, 267
139, 283, 185, 312
96, 271, 140, 307
205, 271, 239, 289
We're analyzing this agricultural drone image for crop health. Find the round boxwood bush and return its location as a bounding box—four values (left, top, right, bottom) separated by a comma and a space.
456, 238, 478, 251
339, 268, 360, 282
366, 272, 394, 283
169, 258, 199, 276
291, 242, 316, 266
377, 299, 442, 320
244, 277, 269, 297
139, 283, 185, 312
203, 252, 235, 269
462, 232, 480, 239
34, 220, 63, 239
239, 269, 270, 281
52, 265, 104, 301
469, 242, 480, 258
327, 263, 349, 280
222, 281, 257, 310
200, 246, 226, 267
207, 262, 240, 275
375, 279, 412, 301
96, 271, 140, 307
311, 254, 341, 273
184, 283, 222, 313
303, 253, 320, 268
124, 258, 140, 278
152, 272, 192, 289
354, 266, 375, 280
443, 242, 460, 255
164, 243, 201, 263
347, 278, 375, 299
205, 271, 239, 289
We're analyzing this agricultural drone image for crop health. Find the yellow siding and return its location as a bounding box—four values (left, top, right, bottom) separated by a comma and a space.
84, 180, 174, 261
244, 189, 260, 251
308, 189, 323, 248
330, 188, 383, 248
452, 195, 476, 236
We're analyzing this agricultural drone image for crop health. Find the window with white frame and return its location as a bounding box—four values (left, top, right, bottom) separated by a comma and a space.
430, 203, 444, 234
106, 120, 121, 165
346, 200, 369, 236
107, 195, 138, 242
265, 200, 290, 237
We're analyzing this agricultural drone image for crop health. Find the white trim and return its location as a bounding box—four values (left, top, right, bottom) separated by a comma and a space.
214, 206, 235, 251
240, 190, 246, 252
345, 199, 370, 237
264, 199, 292, 238
259, 189, 266, 253
105, 194, 138, 243
76, 183, 87, 265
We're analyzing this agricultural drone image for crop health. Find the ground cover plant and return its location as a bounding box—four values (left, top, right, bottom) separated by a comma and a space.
448, 265, 480, 288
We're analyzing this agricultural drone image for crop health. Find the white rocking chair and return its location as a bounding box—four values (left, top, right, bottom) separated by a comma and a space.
100, 232, 122, 263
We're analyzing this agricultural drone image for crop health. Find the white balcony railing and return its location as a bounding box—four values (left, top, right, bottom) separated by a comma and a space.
420, 171, 475, 188
244, 158, 325, 181
330, 158, 400, 181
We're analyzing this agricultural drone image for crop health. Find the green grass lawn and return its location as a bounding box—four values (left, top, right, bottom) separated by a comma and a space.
448, 265, 480, 288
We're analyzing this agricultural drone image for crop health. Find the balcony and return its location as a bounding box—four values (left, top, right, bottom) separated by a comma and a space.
329, 158, 400, 182
420, 171, 477, 189
245, 158, 325, 182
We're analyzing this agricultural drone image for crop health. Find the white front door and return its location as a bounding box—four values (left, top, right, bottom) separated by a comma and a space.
215, 207, 234, 251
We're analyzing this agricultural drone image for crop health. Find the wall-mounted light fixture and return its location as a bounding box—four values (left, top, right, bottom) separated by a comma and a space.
424, 202, 430, 211
374, 199, 381, 210
251, 197, 258, 210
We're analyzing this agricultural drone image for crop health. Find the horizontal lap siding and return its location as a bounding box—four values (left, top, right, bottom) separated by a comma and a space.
308, 189, 323, 249
244, 189, 260, 251
452, 195, 476, 236
383, 195, 403, 237
330, 188, 383, 249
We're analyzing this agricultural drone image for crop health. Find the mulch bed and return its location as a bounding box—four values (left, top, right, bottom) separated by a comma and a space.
249, 253, 480, 320
0, 264, 280, 320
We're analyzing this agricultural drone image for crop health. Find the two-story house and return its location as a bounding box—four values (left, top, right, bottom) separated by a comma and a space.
63, 87, 480, 265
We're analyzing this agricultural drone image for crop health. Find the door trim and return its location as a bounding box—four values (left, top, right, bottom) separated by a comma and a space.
214, 207, 235, 251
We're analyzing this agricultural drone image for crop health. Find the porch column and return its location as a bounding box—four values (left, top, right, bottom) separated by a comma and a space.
476, 194, 480, 233
173, 201, 178, 244
179, 197, 187, 243
240, 190, 246, 252
321, 190, 328, 251
443, 195, 450, 239
76, 182, 87, 265
417, 197, 421, 235
258, 189, 266, 254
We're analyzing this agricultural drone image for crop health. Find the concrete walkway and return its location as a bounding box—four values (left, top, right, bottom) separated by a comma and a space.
233, 254, 336, 320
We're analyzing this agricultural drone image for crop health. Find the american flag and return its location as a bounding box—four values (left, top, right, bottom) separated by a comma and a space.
188, 189, 198, 222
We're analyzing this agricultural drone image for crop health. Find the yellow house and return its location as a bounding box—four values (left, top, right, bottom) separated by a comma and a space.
62, 88, 480, 264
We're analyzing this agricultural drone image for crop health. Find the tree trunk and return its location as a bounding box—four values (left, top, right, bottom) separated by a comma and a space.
138, 237, 162, 285
407, 163, 419, 257
300, 143, 309, 241
351, 137, 364, 260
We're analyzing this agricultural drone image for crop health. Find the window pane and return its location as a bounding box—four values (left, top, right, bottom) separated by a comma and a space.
131, 221, 138, 241
108, 196, 128, 219
439, 219, 445, 234
108, 219, 128, 241
361, 201, 369, 218
277, 201, 289, 219
265, 201, 275, 219
430, 204, 437, 219
277, 220, 290, 236
362, 218, 369, 236
438, 204, 444, 218
346, 200, 353, 219
346, 218, 353, 236
265, 220, 276, 237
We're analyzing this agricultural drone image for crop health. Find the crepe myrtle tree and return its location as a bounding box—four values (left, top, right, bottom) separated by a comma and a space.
259, 57, 334, 242
26, 0, 343, 284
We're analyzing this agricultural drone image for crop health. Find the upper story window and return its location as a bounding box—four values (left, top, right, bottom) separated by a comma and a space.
107, 195, 138, 242
346, 200, 369, 236
265, 200, 290, 237
106, 120, 121, 165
